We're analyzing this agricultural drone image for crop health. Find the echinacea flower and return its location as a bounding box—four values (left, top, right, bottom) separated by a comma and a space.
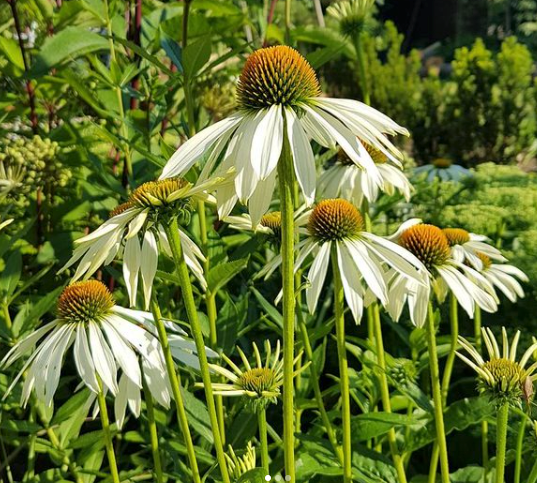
160, 46, 408, 226
225, 211, 283, 239
388, 223, 498, 326
414, 158, 472, 182
327, 0, 375, 37
225, 442, 257, 480
205, 340, 302, 409
1, 281, 215, 427
457, 327, 537, 403
259, 199, 428, 323
318, 145, 413, 206
443, 227, 506, 270
469, 252, 528, 303
60, 177, 220, 308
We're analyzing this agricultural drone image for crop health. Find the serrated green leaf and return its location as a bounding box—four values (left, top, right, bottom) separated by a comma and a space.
351, 412, 417, 442
236, 468, 267, 483
207, 258, 248, 294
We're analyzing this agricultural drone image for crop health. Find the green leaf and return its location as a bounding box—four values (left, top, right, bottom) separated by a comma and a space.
0, 37, 24, 70
30, 27, 109, 76
351, 412, 417, 442
181, 387, 213, 443
250, 287, 283, 328
112, 36, 175, 76
207, 258, 248, 294
236, 469, 267, 483
406, 397, 495, 452
0, 251, 22, 301
183, 36, 211, 79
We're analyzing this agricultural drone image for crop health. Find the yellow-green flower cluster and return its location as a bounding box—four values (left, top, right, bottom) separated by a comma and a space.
0, 135, 71, 196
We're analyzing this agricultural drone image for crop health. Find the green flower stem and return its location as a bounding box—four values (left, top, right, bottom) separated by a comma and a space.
150, 295, 201, 483
103, 0, 132, 182
441, 293, 459, 402
277, 136, 297, 480
372, 305, 408, 483
474, 307, 489, 480
96, 379, 121, 483
352, 32, 371, 105
142, 377, 164, 483
495, 403, 509, 483
528, 457, 537, 483
285, 0, 292, 45
164, 218, 231, 483
257, 407, 270, 472
430, 293, 459, 477
426, 303, 450, 483
331, 249, 352, 483
297, 309, 343, 463
514, 412, 528, 483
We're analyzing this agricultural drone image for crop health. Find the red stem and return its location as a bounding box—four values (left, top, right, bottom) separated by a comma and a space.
263, 0, 279, 47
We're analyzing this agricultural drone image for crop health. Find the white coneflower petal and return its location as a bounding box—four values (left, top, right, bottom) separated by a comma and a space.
123, 236, 141, 307
160, 46, 407, 221
306, 241, 331, 314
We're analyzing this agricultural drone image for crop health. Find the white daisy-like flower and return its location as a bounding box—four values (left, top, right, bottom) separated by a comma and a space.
60, 177, 222, 309
468, 252, 528, 303
414, 158, 473, 182
0, 281, 215, 427
387, 222, 498, 326
225, 211, 283, 238
443, 227, 506, 270
259, 199, 428, 323
225, 442, 257, 480
327, 0, 375, 36
457, 327, 537, 400
204, 340, 303, 408
160, 46, 408, 226
318, 145, 413, 206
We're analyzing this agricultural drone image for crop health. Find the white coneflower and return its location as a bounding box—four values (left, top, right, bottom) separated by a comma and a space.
387, 223, 498, 326
205, 340, 302, 409
60, 177, 222, 308
443, 227, 506, 270
414, 158, 472, 182
327, 0, 375, 37
468, 252, 528, 303
1, 280, 215, 427
259, 199, 428, 323
160, 46, 408, 226
225, 211, 283, 239
225, 442, 256, 480
318, 145, 413, 206
457, 327, 537, 402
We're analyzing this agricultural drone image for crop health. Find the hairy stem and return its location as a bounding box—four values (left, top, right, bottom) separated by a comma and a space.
164, 218, 230, 483
258, 407, 270, 472
96, 381, 121, 483
277, 135, 296, 480
495, 403, 509, 483
331, 249, 352, 482
372, 305, 408, 483
426, 303, 450, 483
142, 377, 164, 483
150, 296, 201, 483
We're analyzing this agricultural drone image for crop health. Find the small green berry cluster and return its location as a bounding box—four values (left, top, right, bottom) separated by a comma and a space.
0, 135, 72, 196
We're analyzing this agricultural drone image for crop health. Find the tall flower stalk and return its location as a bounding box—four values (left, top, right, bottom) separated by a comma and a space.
495, 402, 509, 483
150, 297, 201, 483
331, 249, 352, 482
278, 139, 297, 479
426, 303, 450, 483
163, 217, 231, 483
96, 379, 121, 483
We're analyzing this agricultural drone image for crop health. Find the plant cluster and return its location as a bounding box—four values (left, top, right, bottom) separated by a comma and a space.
0, 1, 536, 483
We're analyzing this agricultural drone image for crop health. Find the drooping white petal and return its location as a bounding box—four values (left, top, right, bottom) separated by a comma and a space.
44, 325, 76, 407
141, 230, 159, 309
123, 235, 141, 307
114, 374, 129, 429
160, 115, 243, 180
251, 104, 283, 180
306, 241, 331, 314
336, 242, 364, 323
285, 107, 316, 205
88, 322, 118, 395
248, 169, 278, 227
101, 319, 142, 387
73, 325, 100, 393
